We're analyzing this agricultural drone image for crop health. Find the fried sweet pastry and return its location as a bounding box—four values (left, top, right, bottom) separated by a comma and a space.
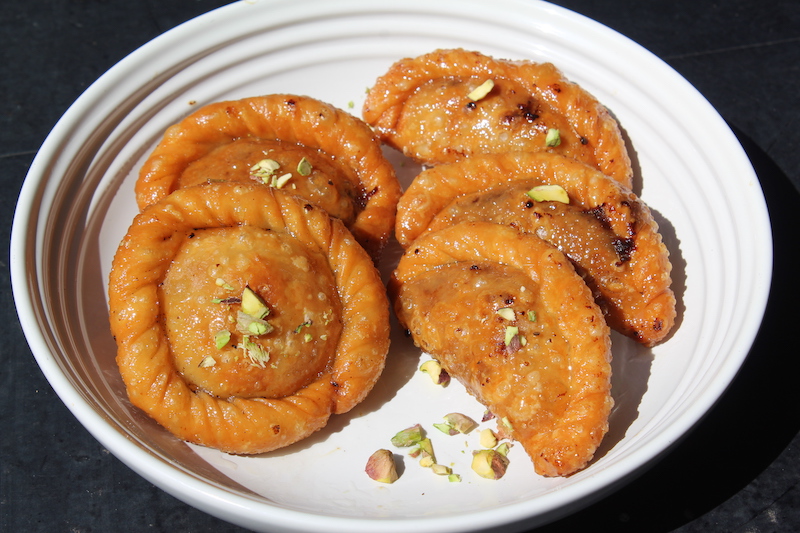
136, 94, 401, 260
363, 48, 632, 188
396, 152, 675, 346
391, 222, 613, 477
108, 182, 391, 454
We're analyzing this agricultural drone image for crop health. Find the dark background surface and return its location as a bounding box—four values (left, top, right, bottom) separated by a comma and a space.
2, 0, 799, 531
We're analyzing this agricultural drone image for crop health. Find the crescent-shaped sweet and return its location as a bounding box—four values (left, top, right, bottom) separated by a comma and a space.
390, 221, 613, 477
108, 182, 391, 454
395, 152, 675, 346
363, 48, 632, 189
136, 94, 401, 260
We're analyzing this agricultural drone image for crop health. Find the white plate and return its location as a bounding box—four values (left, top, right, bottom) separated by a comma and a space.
11, 1, 772, 532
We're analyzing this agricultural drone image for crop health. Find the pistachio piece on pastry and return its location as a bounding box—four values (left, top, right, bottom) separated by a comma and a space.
396, 152, 676, 347
136, 94, 401, 261
363, 48, 632, 188
108, 182, 391, 454
390, 221, 613, 477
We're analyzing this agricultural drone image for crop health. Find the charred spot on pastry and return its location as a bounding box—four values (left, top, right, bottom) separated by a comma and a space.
587, 204, 610, 226
502, 102, 539, 125
518, 102, 539, 122
613, 237, 636, 263
364, 186, 380, 201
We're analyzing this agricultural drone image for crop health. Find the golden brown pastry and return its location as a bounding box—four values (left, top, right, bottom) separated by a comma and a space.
108, 182, 390, 454
136, 94, 401, 260
396, 152, 675, 346
363, 48, 632, 188
391, 221, 613, 477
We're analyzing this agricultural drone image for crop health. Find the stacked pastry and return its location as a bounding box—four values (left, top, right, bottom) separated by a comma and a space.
109, 95, 400, 454
364, 49, 676, 476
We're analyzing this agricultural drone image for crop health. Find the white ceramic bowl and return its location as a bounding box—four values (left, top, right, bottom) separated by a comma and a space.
11, 1, 772, 532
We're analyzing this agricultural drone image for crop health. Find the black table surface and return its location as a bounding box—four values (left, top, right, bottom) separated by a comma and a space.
3, 1, 799, 531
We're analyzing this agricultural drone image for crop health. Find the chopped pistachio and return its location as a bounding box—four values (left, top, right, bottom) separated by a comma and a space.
214, 330, 231, 350
250, 158, 281, 180
241, 335, 270, 368
496, 442, 513, 457
198, 355, 216, 368
347, 100, 355, 109
409, 438, 436, 467
526, 184, 569, 204
303, 333, 313, 343
420, 359, 450, 386
271, 172, 293, 189
467, 79, 495, 101
506, 333, 523, 353
212, 296, 241, 305
443, 413, 477, 434
391, 424, 424, 447
479, 428, 498, 448
433, 422, 458, 436
527, 310, 537, 322
296, 157, 312, 176
294, 320, 312, 333
500, 416, 514, 431
215, 278, 235, 291
241, 287, 269, 319
545, 127, 561, 147
496, 307, 515, 321
471, 449, 509, 479
448, 473, 462, 483
504, 326, 519, 346
365, 449, 398, 484
236, 311, 273, 336
431, 463, 452, 476
248, 321, 270, 336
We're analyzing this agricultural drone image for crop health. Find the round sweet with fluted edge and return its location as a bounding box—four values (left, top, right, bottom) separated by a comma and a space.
109, 182, 391, 454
